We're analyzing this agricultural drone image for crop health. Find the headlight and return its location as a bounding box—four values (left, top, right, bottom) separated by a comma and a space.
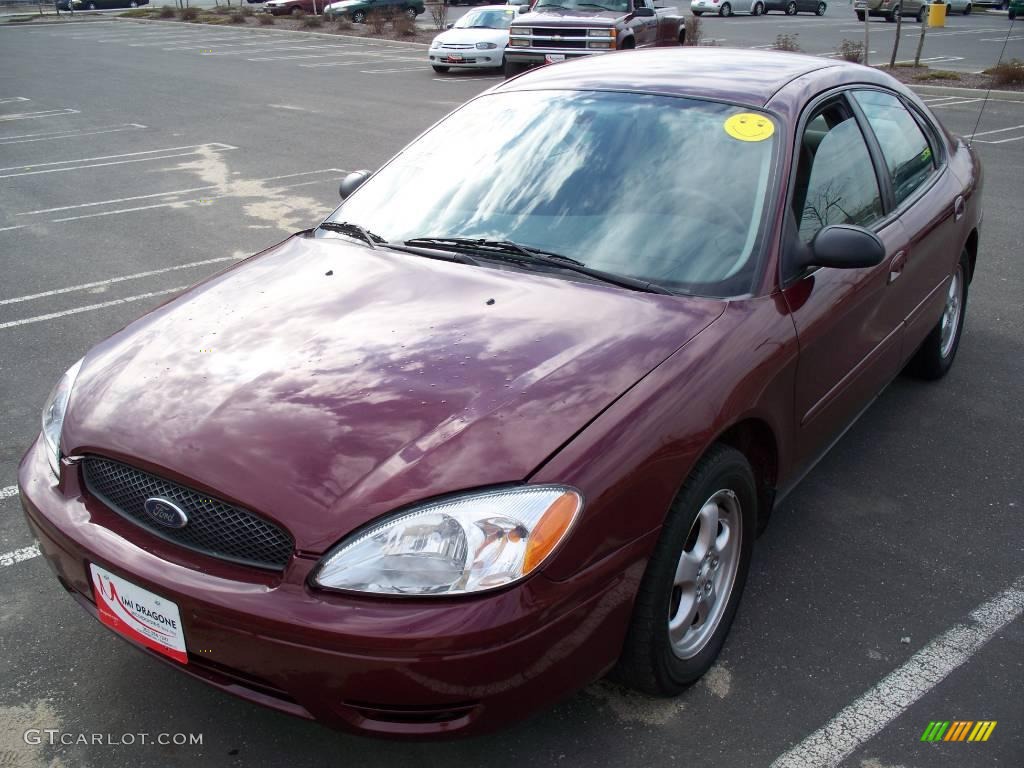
588, 40, 613, 48
509, 26, 529, 35
313, 485, 582, 596
509, 38, 529, 47
431, 38, 441, 48
41, 358, 83, 478
476, 41, 498, 49
588, 28, 614, 36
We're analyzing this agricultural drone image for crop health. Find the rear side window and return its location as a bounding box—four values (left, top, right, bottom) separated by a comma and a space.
852, 90, 936, 206
792, 103, 883, 245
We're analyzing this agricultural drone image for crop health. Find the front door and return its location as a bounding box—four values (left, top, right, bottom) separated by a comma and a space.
783, 97, 910, 468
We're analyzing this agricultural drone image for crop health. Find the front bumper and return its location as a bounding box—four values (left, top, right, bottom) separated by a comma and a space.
429, 49, 504, 68
18, 434, 649, 738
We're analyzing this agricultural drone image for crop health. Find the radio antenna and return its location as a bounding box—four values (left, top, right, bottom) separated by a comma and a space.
969, 17, 1017, 147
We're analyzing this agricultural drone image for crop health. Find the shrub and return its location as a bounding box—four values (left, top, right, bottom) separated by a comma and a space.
426, 1, 446, 30
158, 4, 175, 16
774, 32, 800, 52
301, 12, 322, 26
984, 58, 1024, 86
229, 10, 246, 21
913, 69, 961, 81
292, 7, 305, 17
240, 4, 253, 14
179, 5, 200, 20
837, 38, 864, 64
120, 8, 153, 16
392, 13, 416, 36
684, 13, 702, 46
258, 11, 275, 22
335, 16, 353, 29
367, 9, 387, 34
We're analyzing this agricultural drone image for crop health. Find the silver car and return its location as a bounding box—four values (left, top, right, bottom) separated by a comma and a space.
691, 0, 767, 15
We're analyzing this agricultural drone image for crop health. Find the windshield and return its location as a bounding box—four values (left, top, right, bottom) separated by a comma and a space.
328, 90, 778, 296
455, 8, 516, 27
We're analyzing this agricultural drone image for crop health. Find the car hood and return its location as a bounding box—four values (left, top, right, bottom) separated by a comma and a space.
516, 8, 622, 24
63, 235, 725, 553
434, 28, 510, 45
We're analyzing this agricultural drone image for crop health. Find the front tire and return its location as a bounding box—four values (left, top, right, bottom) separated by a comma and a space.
786, 1, 797, 13
886, 3, 899, 21
915, 4, 925, 21
815, 1, 826, 14
752, 1, 763, 14
613, 445, 756, 694
719, 1, 732, 14
905, 253, 968, 380
404, 6, 416, 17
351, 8, 365, 21
503, 58, 527, 78
962, 2, 971, 13
856, 9, 865, 19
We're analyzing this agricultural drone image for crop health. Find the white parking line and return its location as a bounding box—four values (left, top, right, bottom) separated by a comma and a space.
0, 96, 30, 105
0, 225, 27, 233
0, 286, 186, 331
980, 35, 1024, 42
974, 133, 1024, 144
0, 486, 19, 500
929, 98, 984, 108
361, 66, 429, 74
0, 123, 147, 146
433, 75, 504, 82
0, 545, 40, 570
0, 143, 236, 180
0, 108, 80, 123
0, 257, 238, 307
770, 575, 1024, 768
966, 123, 1024, 138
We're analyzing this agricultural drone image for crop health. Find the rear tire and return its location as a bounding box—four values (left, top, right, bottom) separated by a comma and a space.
962, 2, 971, 12
915, 4, 925, 21
886, 4, 899, 21
904, 251, 969, 380
752, 1, 763, 14
815, 1, 826, 13
856, 9, 865, 19
503, 58, 527, 78
351, 9, 365, 21
785, 1, 797, 13
719, 1, 732, 14
404, 6, 416, 18
612, 445, 756, 695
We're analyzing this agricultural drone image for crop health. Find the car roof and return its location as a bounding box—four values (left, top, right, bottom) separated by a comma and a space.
495, 48, 879, 108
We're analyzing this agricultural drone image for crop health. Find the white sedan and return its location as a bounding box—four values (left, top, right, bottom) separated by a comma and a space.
428, 5, 518, 73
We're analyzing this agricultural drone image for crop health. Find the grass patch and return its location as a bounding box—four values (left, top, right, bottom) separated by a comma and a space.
199, 14, 231, 23
392, 13, 416, 36
983, 59, 1024, 86
773, 32, 800, 52
836, 38, 864, 64
179, 5, 200, 20
913, 69, 961, 81
301, 13, 322, 26
158, 4, 175, 16
367, 9, 387, 34
120, 8, 153, 17
258, 11, 275, 22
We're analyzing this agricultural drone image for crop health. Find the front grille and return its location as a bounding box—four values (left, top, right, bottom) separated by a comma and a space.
82, 456, 293, 571
441, 43, 474, 49
532, 27, 587, 35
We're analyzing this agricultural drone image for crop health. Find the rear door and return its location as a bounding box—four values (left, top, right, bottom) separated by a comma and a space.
850, 88, 963, 363
782, 95, 911, 468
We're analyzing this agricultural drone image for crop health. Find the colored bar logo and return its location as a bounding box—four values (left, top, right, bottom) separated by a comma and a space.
921, 721, 997, 742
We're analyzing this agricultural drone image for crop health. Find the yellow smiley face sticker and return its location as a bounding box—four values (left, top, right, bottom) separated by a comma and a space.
724, 113, 775, 142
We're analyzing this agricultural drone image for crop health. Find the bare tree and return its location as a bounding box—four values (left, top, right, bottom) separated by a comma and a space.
889, 5, 902, 68
863, 2, 870, 67
914, 3, 928, 66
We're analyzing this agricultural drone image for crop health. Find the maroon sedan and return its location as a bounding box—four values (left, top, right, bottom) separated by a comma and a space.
20, 49, 981, 738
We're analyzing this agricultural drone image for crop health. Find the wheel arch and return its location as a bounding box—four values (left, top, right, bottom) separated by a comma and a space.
964, 228, 979, 284
711, 418, 779, 534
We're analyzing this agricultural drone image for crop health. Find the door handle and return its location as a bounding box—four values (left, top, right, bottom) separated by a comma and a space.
888, 251, 906, 284
954, 196, 965, 222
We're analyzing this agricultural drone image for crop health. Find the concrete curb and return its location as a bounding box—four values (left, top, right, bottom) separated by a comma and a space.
910, 83, 1024, 101
113, 15, 431, 46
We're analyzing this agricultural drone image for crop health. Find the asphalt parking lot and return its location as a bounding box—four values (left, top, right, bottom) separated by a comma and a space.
1, 16, 1023, 768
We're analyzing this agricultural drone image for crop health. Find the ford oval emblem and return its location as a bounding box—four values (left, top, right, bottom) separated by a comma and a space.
143, 497, 189, 529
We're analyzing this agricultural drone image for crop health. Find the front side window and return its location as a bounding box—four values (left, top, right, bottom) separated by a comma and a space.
330, 90, 779, 296
852, 90, 936, 206
792, 102, 883, 244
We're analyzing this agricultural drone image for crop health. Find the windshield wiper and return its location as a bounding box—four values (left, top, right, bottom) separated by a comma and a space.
318, 221, 385, 249
404, 237, 673, 295
578, 2, 618, 8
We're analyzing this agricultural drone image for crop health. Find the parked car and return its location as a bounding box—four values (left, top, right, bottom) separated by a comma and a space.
324, 0, 425, 21
68, 0, 147, 8
1006, 0, 1020, 16
429, 5, 518, 73
854, 0, 926, 20
938, 0, 973, 13
692, 0, 768, 14
762, 0, 827, 14
264, 0, 322, 14
21, 48, 981, 739
505, 0, 685, 78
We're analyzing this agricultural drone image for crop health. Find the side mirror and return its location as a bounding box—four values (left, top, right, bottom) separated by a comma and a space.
445, 21, 454, 27
807, 224, 886, 270
339, 170, 371, 200
518, 4, 531, 12
633, 6, 655, 15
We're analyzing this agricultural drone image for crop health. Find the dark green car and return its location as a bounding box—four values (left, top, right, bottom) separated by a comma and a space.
324, 0, 424, 22
1010, 0, 1022, 19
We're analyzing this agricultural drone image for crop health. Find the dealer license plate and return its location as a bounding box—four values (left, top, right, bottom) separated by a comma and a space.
545, 54, 566, 63
90, 564, 187, 664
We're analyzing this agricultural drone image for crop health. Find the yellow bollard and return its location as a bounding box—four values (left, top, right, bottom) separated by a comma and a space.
928, 1, 946, 27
